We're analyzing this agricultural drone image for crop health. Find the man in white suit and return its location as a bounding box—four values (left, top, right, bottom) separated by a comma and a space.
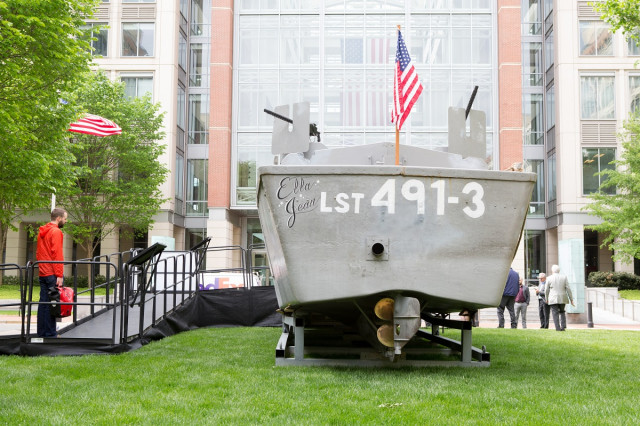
544, 265, 574, 331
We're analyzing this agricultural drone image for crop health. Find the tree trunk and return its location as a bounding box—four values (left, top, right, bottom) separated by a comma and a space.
82, 240, 97, 288
0, 223, 7, 286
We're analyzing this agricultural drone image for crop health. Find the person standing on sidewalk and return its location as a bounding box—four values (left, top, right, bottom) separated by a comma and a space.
545, 264, 574, 331
514, 277, 530, 328
535, 272, 550, 328
497, 267, 519, 328
36, 208, 67, 338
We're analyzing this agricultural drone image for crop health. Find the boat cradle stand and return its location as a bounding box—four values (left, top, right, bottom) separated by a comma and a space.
275, 312, 490, 367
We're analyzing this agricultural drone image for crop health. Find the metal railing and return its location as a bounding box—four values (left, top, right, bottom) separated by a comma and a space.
2, 238, 271, 345
586, 288, 640, 323
13, 245, 205, 344
0, 263, 25, 319
25, 258, 121, 342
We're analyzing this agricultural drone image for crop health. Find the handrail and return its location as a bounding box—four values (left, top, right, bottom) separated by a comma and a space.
586, 287, 640, 322
25, 259, 121, 343
3, 243, 272, 346
0, 264, 25, 336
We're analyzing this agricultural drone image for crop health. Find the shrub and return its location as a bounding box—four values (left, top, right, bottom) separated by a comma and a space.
588, 271, 640, 290
1, 276, 21, 286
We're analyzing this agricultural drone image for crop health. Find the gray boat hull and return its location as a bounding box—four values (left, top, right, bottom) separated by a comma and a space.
258, 165, 536, 317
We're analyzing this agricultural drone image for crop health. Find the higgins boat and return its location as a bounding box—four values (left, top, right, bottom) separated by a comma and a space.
258, 102, 536, 365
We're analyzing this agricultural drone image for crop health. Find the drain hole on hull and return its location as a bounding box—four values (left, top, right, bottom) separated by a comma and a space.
371, 242, 385, 256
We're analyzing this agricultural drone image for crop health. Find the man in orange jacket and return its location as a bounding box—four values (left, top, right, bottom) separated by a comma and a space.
36, 208, 68, 337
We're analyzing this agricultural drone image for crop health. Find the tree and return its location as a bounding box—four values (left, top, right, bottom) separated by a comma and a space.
0, 0, 99, 277
585, 113, 640, 263
592, 0, 640, 41
59, 72, 168, 261
585, 0, 640, 263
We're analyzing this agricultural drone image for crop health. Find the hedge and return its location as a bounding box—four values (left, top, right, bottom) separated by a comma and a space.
587, 271, 640, 290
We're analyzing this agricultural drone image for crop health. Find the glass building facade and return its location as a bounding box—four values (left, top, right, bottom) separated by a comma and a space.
233, 1, 497, 207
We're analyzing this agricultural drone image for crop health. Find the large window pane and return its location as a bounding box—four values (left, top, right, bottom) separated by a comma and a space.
522, 0, 541, 35
581, 76, 615, 120
279, 16, 320, 65
543, 0, 552, 17
429, 71, 450, 130
472, 28, 491, 64
545, 30, 554, 70
180, 0, 188, 18
452, 28, 472, 64
179, 33, 187, 70
629, 37, 640, 56
176, 153, 184, 201
236, 135, 272, 205
582, 147, 616, 195
365, 71, 388, 127
630, 75, 640, 113
546, 84, 555, 130
122, 23, 154, 57
278, 70, 320, 113
527, 160, 545, 216
579, 21, 613, 56
186, 159, 208, 216
412, 27, 449, 65
366, 29, 393, 65
122, 75, 153, 99
185, 228, 207, 253
188, 94, 209, 144
547, 153, 556, 201
260, 27, 279, 65
189, 43, 210, 87
525, 230, 546, 283
523, 94, 543, 145
191, 0, 211, 37
82, 23, 108, 57
177, 85, 186, 129
523, 42, 542, 86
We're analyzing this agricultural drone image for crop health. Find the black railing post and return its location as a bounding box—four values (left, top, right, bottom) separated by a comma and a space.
587, 302, 594, 328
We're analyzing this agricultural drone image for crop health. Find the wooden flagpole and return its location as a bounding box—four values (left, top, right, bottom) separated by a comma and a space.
395, 25, 401, 166
395, 124, 399, 165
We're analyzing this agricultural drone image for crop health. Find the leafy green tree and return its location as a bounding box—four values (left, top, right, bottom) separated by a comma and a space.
0, 0, 99, 277
59, 72, 168, 260
592, 0, 640, 41
586, 114, 640, 263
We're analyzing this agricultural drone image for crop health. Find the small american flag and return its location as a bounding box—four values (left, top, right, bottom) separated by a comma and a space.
68, 114, 122, 137
391, 30, 423, 131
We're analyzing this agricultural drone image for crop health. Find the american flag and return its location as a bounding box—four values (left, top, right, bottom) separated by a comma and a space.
391, 30, 423, 131
68, 114, 122, 137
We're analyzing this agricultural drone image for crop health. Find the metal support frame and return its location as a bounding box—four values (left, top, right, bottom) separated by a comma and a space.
275, 312, 490, 368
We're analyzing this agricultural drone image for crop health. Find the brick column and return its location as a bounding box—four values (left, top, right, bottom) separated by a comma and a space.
209, 0, 234, 209
497, 0, 523, 170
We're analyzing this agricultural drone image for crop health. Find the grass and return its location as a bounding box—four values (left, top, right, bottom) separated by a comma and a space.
0, 284, 107, 300
619, 289, 640, 300
1, 327, 639, 424
0, 310, 20, 316
0, 285, 24, 299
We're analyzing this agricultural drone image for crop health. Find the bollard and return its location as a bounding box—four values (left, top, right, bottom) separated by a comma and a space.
587, 302, 594, 328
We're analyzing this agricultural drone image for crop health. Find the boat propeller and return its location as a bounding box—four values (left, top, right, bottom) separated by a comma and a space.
374, 296, 421, 355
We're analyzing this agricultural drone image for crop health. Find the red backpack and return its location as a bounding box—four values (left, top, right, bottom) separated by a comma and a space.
59, 286, 74, 317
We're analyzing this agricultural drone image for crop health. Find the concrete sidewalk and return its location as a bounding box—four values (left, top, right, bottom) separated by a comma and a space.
474, 305, 640, 330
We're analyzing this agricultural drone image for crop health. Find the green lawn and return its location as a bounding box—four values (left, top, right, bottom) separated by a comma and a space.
0, 285, 24, 299
0, 327, 639, 424
619, 289, 640, 300
0, 284, 107, 300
